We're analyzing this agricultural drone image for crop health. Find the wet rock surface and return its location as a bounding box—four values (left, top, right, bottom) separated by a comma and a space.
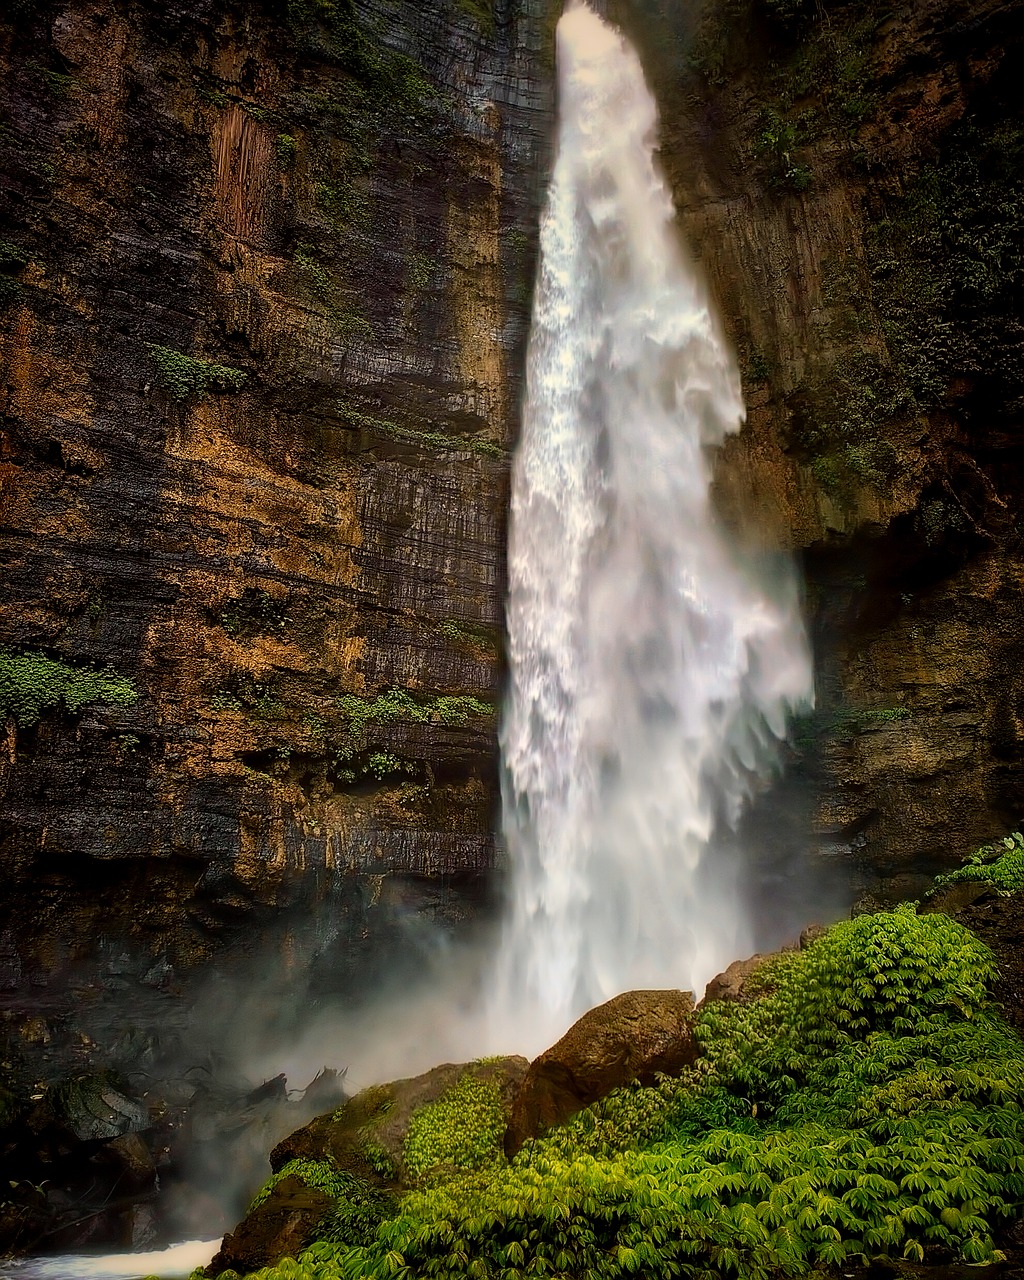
210, 1173, 334, 1279
0, 1057, 346, 1255
504, 989, 699, 1157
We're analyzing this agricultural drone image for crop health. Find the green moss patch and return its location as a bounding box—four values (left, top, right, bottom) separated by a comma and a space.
147, 344, 248, 401
336, 688, 494, 730
0, 650, 138, 727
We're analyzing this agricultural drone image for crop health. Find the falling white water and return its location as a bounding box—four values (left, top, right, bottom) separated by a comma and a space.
490, 3, 813, 1053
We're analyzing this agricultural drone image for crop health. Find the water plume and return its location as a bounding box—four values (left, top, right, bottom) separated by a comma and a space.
489, 2, 813, 1052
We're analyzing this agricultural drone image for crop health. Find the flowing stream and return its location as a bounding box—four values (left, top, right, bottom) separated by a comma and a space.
489, 2, 813, 1051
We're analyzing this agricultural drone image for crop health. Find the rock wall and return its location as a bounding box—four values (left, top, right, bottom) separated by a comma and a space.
0, 0, 552, 1066
5, 0, 1024, 1085
616, 0, 1024, 904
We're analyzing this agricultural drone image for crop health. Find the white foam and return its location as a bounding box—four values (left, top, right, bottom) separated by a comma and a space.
3, 1238, 219, 1280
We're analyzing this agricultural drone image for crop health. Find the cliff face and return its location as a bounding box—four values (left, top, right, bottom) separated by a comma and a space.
0, 0, 552, 1060
619, 0, 1024, 901
4, 0, 1024, 1079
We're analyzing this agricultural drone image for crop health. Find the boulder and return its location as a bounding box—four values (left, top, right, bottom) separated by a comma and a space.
504, 990, 698, 1157
700, 955, 768, 1006
207, 1174, 334, 1277
207, 1056, 528, 1276
43, 1071, 149, 1142
271, 1055, 528, 1184
921, 881, 995, 916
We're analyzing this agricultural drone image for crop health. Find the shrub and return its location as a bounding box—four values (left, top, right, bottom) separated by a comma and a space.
403, 1074, 505, 1180
935, 831, 1024, 895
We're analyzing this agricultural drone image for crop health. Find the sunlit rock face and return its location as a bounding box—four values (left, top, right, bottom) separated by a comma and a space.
0, 0, 552, 1061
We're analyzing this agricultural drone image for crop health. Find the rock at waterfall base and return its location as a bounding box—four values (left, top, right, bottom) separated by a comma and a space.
208, 1056, 528, 1276
504, 989, 699, 1157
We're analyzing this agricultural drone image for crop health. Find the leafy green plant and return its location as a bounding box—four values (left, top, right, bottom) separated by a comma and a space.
403, 1074, 505, 1180
0, 650, 138, 727
276, 133, 297, 169
211, 678, 284, 719
454, 0, 494, 34
318, 1174, 397, 1246
147, 344, 247, 400
935, 831, 1024, 895
365, 751, 414, 781
248, 1158, 349, 1213
220, 588, 289, 637
754, 108, 811, 191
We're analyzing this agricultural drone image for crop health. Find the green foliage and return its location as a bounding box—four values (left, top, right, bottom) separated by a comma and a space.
437, 619, 500, 653
147, 344, 247, 401
0, 650, 138, 727
365, 751, 414, 782
754, 109, 811, 191
318, 1174, 397, 1246
278, 1, 442, 131
315, 177, 370, 232
404, 1074, 506, 1180
936, 831, 1024, 895
788, 351, 906, 491
335, 405, 504, 458
214, 912, 1023, 1280
276, 133, 298, 169
406, 252, 436, 293
835, 706, 912, 733
0, 275, 24, 310
868, 122, 1024, 430
248, 1159, 349, 1213
211, 678, 284, 718
0, 239, 28, 270
0, 238, 28, 310
454, 0, 495, 33
27, 59, 75, 96
698, 908, 996, 1098
362, 1143, 397, 1181
337, 688, 494, 730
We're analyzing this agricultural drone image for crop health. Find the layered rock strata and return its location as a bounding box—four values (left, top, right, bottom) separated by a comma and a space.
0, 0, 552, 1061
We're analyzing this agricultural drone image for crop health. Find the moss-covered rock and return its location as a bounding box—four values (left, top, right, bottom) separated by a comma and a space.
207, 1172, 335, 1277
270, 1056, 526, 1188
209, 1056, 528, 1275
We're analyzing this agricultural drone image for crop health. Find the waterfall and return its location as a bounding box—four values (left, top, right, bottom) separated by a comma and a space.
491, 3, 813, 1052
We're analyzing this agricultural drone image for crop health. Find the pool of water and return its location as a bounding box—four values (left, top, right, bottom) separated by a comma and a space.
0, 1238, 219, 1280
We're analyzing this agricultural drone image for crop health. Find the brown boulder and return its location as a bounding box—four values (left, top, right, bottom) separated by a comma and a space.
700, 955, 767, 1006
208, 1055, 530, 1275
207, 1174, 332, 1277
271, 1055, 529, 1184
505, 990, 698, 1157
